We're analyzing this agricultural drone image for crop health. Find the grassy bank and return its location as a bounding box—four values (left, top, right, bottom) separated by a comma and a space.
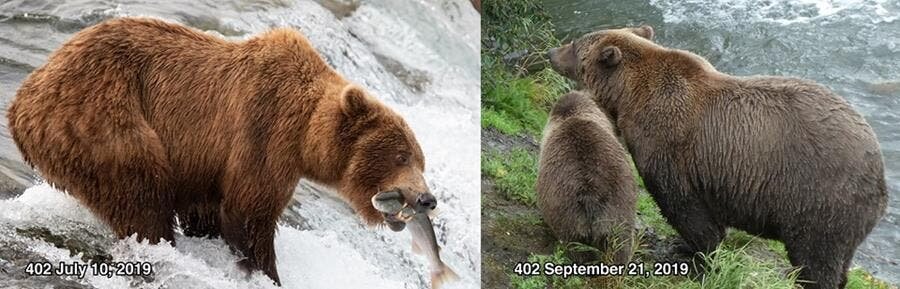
479, 0, 894, 288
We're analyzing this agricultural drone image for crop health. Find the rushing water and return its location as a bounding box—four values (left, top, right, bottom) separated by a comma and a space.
0, 0, 480, 288
542, 0, 900, 284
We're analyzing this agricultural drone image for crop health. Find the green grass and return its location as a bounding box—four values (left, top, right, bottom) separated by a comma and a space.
481, 56, 569, 136
482, 0, 560, 60
512, 235, 805, 289
482, 148, 539, 206
847, 267, 895, 289
481, 0, 570, 137
636, 191, 676, 237
509, 245, 587, 289
481, 109, 522, 135
691, 243, 799, 289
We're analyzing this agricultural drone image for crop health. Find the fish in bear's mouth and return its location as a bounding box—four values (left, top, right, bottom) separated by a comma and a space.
373, 189, 436, 231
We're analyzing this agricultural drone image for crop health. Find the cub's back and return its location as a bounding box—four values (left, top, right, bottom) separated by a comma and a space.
537, 92, 637, 241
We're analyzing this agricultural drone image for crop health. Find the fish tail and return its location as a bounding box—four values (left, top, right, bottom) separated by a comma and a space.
430, 263, 459, 289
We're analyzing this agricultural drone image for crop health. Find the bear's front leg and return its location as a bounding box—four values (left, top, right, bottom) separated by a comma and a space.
220, 166, 293, 286
639, 164, 725, 260
221, 199, 281, 285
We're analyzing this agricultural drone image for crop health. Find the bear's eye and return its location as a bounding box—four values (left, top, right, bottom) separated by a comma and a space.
395, 153, 409, 166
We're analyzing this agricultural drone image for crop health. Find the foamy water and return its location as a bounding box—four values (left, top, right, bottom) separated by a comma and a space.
649, 0, 898, 25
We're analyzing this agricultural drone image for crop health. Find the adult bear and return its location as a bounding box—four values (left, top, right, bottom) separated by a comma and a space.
7, 17, 437, 285
537, 90, 636, 264
548, 26, 887, 289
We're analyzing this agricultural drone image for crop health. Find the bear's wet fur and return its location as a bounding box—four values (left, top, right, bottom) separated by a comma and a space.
549, 25, 887, 289
537, 90, 637, 264
8, 17, 431, 285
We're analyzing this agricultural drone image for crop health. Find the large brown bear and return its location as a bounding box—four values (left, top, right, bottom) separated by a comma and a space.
536, 90, 637, 264
7, 17, 437, 285
549, 26, 887, 289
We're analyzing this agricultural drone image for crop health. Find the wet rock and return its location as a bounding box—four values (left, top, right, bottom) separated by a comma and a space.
314, 0, 360, 19
372, 53, 431, 93
867, 81, 900, 96
0, 173, 27, 200
0, 238, 96, 289
14, 227, 112, 263
175, 12, 246, 37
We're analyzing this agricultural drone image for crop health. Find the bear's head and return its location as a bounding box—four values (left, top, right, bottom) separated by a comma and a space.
335, 85, 434, 227
549, 90, 598, 120
547, 25, 658, 117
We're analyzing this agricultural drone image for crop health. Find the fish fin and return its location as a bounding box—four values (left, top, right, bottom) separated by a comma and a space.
412, 241, 422, 254
430, 263, 459, 289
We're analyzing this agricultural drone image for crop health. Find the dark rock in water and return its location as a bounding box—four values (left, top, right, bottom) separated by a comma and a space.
0, 238, 96, 289
867, 81, 900, 96
0, 172, 28, 200
373, 53, 431, 94
174, 12, 247, 37
315, 0, 360, 19
14, 227, 112, 263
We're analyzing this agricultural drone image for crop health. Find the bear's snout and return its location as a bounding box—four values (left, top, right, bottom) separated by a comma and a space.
547, 47, 561, 71
416, 192, 437, 211
548, 43, 578, 81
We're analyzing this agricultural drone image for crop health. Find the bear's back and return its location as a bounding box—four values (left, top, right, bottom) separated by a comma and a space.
537, 92, 637, 243
685, 75, 886, 232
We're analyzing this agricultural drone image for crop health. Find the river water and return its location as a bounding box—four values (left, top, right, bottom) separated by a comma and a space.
542, 0, 900, 284
0, 0, 480, 288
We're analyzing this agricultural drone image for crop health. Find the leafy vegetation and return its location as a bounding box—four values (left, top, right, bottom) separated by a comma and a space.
482, 149, 539, 205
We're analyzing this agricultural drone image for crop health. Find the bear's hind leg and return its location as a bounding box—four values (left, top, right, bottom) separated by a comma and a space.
103, 181, 176, 243
785, 234, 851, 289
72, 151, 176, 244
63, 124, 177, 244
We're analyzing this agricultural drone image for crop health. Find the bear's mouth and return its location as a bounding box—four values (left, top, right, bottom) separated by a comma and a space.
372, 190, 435, 232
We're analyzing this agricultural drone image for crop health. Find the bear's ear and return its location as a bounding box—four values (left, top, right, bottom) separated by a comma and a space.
599, 46, 622, 67
632, 25, 654, 41
340, 85, 371, 117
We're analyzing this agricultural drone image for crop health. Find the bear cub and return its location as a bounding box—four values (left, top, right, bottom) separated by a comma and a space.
537, 90, 637, 264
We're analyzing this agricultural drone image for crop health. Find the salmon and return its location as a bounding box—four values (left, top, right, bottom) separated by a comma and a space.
372, 192, 459, 289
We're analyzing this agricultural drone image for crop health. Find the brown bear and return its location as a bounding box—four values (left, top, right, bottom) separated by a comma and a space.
536, 90, 637, 264
7, 17, 437, 285
548, 26, 887, 289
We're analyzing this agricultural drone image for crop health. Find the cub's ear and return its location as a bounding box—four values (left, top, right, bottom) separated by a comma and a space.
632, 25, 654, 40
340, 85, 371, 117
599, 46, 622, 67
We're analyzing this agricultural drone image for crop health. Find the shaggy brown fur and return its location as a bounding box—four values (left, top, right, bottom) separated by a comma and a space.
536, 91, 637, 264
549, 26, 888, 289
7, 17, 431, 285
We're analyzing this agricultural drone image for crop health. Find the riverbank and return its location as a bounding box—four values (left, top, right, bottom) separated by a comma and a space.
479, 0, 894, 288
